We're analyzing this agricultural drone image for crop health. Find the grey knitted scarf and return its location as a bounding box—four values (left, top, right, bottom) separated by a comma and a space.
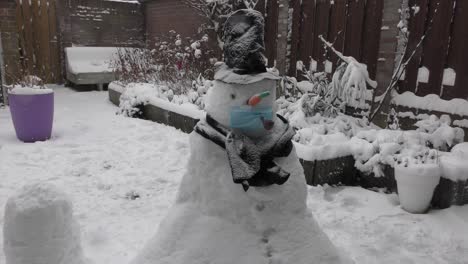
194, 114, 295, 191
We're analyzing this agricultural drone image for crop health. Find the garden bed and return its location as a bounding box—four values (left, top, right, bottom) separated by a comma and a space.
108, 83, 202, 133
300, 156, 357, 186
108, 85, 467, 209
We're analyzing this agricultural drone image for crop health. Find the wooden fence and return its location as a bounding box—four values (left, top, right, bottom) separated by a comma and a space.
15, 0, 61, 83
256, 0, 468, 102
399, 0, 468, 100
256, 0, 384, 80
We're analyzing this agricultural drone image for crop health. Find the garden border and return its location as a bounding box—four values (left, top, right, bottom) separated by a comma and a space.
108, 85, 466, 209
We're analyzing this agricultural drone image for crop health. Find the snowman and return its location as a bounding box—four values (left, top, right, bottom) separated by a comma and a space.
132, 9, 349, 264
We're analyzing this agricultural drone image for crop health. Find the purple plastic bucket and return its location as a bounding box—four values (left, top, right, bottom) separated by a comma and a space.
9, 92, 54, 142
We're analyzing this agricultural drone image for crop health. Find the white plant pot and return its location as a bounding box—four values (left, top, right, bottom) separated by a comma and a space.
395, 164, 441, 214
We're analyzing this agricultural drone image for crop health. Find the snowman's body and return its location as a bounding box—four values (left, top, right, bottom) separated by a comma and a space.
131, 67, 347, 264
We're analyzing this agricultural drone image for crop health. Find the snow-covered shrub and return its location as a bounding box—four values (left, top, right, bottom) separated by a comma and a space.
150, 30, 217, 94
111, 48, 157, 85
118, 83, 164, 117
415, 115, 465, 151
352, 121, 462, 177
331, 59, 377, 110
112, 30, 217, 114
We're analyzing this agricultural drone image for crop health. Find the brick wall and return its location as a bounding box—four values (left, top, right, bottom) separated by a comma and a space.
145, 0, 208, 44
0, 0, 20, 87
57, 0, 145, 48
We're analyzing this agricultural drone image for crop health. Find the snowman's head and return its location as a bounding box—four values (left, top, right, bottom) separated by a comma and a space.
205, 79, 277, 138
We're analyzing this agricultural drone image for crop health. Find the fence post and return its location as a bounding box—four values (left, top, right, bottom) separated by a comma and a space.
275, 0, 289, 75
373, 0, 402, 126
0, 33, 5, 105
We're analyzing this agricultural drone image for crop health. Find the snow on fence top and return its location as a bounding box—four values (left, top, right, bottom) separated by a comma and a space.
65, 47, 122, 74
392, 91, 468, 117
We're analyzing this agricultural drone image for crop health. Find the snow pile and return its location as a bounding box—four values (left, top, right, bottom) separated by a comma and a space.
392, 91, 468, 117
440, 143, 468, 181
352, 129, 442, 176
3, 182, 87, 264
414, 115, 465, 150
112, 80, 209, 119
131, 131, 348, 264
285, 104, 463, 177
118, 83, 160, 117
132, 66, 348, 263
8, 86, 53, 95
66, 47, 127, 74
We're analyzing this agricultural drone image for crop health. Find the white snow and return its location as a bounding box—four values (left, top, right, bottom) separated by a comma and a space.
442, 68, 456, 86
440, 143, 468, 181
8, 86, 53, 95
110, 82, 205, 119
3, 182, 87, 264
453, 119, 468, 128
395, 163, 441, 214
66, 47, 126, 74
0, 86, 467, 264
417, 66, 429, 83
392, 90, 468, 117
0, 86, 190, 264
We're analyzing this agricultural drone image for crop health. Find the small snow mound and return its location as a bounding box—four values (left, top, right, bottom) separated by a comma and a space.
9, 87, 53, 95
451, 143, 468, 159
3, 182, 87, 264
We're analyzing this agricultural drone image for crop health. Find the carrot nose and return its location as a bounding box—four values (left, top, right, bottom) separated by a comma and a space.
247, 91, 271, 106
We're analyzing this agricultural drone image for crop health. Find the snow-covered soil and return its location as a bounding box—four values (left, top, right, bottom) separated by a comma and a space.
0, 86, 467, 264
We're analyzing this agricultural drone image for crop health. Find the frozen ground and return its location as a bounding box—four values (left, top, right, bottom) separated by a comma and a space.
0, 86, 467, 264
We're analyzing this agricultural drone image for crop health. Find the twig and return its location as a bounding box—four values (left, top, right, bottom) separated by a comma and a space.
318, 35, 350, 64
369, 1, 438, 122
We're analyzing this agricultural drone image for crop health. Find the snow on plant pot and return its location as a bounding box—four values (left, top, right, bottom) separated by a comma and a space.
395, 150, 441, 214
8, 76, 54, 143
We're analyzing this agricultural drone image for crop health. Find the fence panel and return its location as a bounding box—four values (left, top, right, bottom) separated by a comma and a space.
443, 0, 468, 100
287, 0, 302, 76
312, 0, 331, 72
48, 0, 61, 82
274, 0, 380, 78
15, 0, 60, 83
417, 0, 454, 97
361, 0, 384, 79
298, 0, 316, 69
400, 0, 429, 94
327, 0, 347, 72
344, 0, 366, 60
264, 0, 279, 67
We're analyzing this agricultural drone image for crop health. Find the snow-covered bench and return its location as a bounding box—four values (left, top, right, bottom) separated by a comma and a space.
65, 47, 120, 90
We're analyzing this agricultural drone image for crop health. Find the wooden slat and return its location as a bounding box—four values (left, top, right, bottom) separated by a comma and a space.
15, 0, 27, 75
312, 0, 331, 72
327, 0, 347, 71
361, 0, 384, 79
417, 0, 455, 96
48, 0, 61, 83
20, 0, 35, 75
442, 0, 468, 100
344, 0, 365, 60
401, 0, 429, 93
287, 0, 302, 76
39, 0, 51, 82
31, 0, 42, 76
264, 0, 279, 67
298, 0, 316, 69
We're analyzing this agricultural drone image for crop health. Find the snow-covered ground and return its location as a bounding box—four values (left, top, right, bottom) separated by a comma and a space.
0, 86, 467, 264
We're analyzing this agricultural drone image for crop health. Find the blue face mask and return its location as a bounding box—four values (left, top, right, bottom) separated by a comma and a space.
230, 106, 274, 132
